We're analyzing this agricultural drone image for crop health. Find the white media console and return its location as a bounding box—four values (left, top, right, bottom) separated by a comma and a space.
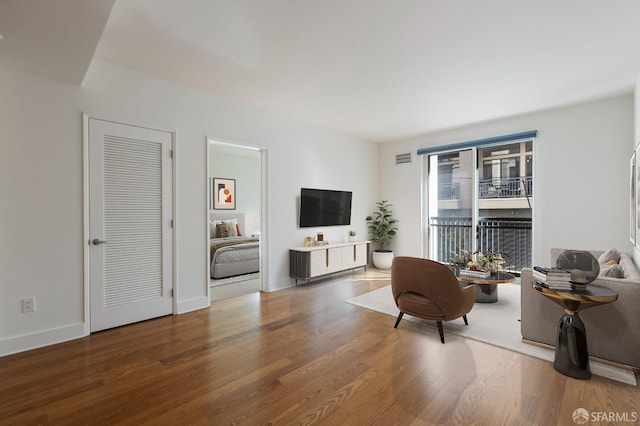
289, 241, 370, 285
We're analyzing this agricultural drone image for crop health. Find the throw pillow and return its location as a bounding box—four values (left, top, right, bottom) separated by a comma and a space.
210, 220, 220, 239
599, 264, 625, 278
236, 223, 242, 237
216, 223, 231, 238
598, 248, 620, 265
601, 259, 618, 268
222, 219, 238, 237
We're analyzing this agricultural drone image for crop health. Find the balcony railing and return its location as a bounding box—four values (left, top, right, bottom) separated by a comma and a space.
429, 216, 532, 273
478, 176, 532, 199
438, 182, 460, 200
437, 176, 532, 202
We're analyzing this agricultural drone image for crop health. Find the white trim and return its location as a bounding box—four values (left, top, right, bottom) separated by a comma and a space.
176, 296, 210, 314
172, 131, 178, 314
207, 137, 269, 294
268, 279, 296, 292
260, 148, 269, 292
205, 138, 211, 303
82, 113, 91, 336
0, 323, 85, 357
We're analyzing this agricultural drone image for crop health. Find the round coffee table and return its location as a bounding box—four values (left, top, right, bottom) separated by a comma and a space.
532, 282, 618, 379
454, 270, 515, 303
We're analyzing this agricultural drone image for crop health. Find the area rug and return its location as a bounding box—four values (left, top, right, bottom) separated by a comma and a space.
346, 284, 636, 386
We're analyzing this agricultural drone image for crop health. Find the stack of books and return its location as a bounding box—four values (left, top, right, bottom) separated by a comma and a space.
533, 266, 572, 290
460, 269, 491, 279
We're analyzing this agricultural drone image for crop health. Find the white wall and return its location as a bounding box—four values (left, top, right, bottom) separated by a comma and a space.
0, 60, 378, 355
379, 94, 634, 266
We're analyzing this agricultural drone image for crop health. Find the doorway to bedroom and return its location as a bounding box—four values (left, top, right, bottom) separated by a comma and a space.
207, 139, 266, 301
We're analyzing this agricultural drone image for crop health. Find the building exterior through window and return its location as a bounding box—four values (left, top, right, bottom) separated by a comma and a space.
427, 140, 533, 273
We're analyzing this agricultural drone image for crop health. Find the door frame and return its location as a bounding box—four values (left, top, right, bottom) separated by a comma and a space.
82, 114, 177, 335
206, 137, 269, 298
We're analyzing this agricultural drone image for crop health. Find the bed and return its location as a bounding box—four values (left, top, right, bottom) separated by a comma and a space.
209, 213, 260, 279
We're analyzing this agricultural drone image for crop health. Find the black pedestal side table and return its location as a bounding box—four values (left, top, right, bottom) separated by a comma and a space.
531, 282, 618, 379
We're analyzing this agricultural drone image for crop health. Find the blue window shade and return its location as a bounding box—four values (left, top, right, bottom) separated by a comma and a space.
417, 130, 538, 156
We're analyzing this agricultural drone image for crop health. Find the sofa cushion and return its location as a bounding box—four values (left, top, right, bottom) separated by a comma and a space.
598, 248, 620, 265
599, 264, 625, 278
619, 254, 640, 280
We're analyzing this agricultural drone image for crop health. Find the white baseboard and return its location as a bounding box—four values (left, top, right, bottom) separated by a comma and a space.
0, 323, 86, 357
176, 296, 210, 314
268, 278, 296, 292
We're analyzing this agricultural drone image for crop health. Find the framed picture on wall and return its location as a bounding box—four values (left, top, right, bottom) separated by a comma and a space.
631, 150, 636, 245
212, 177, 236, 210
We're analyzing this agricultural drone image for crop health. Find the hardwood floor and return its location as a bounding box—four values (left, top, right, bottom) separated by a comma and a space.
1, 271, 638, 425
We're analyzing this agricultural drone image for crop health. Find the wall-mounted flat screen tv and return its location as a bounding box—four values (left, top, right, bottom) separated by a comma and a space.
299, 188, 352, 227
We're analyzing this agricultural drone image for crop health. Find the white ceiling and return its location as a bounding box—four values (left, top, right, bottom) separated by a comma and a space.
2, 1, 640, 142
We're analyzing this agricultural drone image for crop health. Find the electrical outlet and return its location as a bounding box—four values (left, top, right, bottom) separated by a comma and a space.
22, 297, 35, 313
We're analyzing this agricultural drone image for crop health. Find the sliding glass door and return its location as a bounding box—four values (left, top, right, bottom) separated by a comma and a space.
428, 149, 475, 265
425, 139, 533, 273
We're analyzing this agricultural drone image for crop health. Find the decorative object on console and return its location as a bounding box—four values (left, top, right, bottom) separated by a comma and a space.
556, 250, 599, 290
348, 230, 356, 242
212, 177, 236, 210
366, 200, 398, 270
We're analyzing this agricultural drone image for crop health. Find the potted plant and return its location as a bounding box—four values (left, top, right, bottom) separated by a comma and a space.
366, 200, 399, 269
348, 230, 357, 242
449, 250, 472, 272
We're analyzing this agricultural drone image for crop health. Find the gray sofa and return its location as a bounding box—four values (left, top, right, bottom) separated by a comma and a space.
521, 248, 640, 368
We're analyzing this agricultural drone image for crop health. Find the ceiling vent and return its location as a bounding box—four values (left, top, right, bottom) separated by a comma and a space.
395, 153, 412, 165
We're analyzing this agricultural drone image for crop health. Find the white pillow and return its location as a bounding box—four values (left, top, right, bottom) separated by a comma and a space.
598, 248, 620, 265
210, 220, 222, 239
222, 219, 238, 237
599, 264, 625, 278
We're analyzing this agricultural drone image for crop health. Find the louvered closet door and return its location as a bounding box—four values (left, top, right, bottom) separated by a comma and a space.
89, 119, 173, 332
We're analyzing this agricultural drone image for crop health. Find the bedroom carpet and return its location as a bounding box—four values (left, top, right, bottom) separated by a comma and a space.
345, 283, 637, 386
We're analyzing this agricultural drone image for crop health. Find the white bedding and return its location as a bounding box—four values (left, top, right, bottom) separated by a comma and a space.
210, 236, 259, 279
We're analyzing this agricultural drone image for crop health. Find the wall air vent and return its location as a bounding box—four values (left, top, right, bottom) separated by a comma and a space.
395, 153, 412, 165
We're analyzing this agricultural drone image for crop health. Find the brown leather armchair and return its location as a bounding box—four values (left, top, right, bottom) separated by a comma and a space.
391, 256, 477, 343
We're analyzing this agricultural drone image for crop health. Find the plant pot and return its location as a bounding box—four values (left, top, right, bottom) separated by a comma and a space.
372, 250, 394, 270
348, 236, 356, 242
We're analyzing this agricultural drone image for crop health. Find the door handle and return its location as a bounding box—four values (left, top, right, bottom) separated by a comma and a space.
92, 239, 107, 245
